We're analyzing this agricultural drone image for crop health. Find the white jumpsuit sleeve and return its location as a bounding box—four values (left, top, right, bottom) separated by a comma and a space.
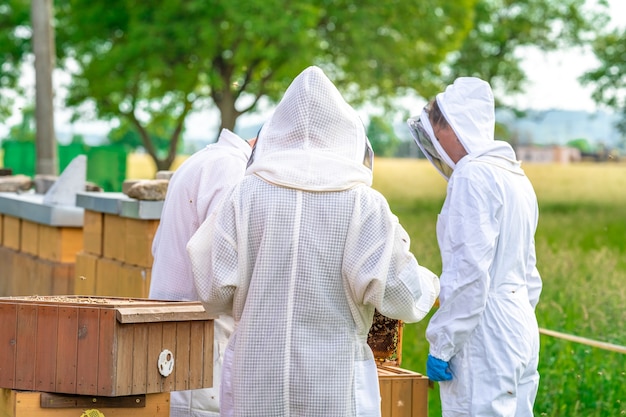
188, 190, 239, 316
343, 191, 440, 324
526, 237, 542, 309
426, 177, 499, 362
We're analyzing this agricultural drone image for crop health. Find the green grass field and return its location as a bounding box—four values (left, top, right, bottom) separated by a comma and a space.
372, 158, 626, 417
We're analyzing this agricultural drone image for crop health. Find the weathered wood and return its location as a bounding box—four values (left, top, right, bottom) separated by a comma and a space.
34, 305, 58, 392
40, 392, 146, 408
0, 297, 214, 397
116, 304, 212, 324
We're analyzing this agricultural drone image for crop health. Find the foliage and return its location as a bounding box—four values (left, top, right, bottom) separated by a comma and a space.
366, 116, 400, 157
566, 137, 594, 153
51, 0, 476, 170
6, 106, 36, 142
447, 0, 610, 105
107, 116, 184, 157
581, 27, 626, 139
0, 0, 30, 120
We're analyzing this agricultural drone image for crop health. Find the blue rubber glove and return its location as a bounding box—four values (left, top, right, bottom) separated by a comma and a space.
427, 354, 453, 381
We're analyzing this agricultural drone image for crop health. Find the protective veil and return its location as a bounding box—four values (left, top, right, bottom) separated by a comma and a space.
419, 77, 542, 416
188, 66, 440, 417
150, 129, 251, 417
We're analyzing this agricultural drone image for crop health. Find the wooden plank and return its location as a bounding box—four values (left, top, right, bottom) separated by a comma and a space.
83, 209, 104, 256
119, 263, 151, 298
76, 307, 100, 395
115, 323, 134, 396
11, 252, 38, 296
161, 322, 177, 392
103, 214, 126, 262
20, 220, 39, 256
14, 304, 37, 391
146, 322, 164, 394
116, 304, 211, 324
2, 215, 21, 251
55, 306, 78, 394
411, 373, 429, 417
40, 392, 146, 408
97, 308, 117, 397
174, 322, 191, 391
73, 251, 99, 295
8, 391, 170, 417
0, 303, 17, 388
0, 247, 14, 295
34, 305, 59, 392
95, 257, 121, 297
202, 320, 213, 389
38, 225, 82, 264
188, 321, 205, 389
131, 324, 149, 395
379, 378, 393, 417
390, 378, 413, 417
50, 262, 74, 296
124, 218, 159, 267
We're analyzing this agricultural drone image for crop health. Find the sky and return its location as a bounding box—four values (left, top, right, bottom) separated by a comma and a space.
1, 0, 625, 141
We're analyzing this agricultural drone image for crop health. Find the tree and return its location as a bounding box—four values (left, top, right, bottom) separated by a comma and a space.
0, 0, 31, 120
581, 28, 626, 136
367, 116, 400, 157
446, 0, 610, 105
53, 0, 475, 170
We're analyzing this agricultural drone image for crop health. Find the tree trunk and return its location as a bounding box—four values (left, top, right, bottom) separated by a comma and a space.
31, 0, 58, 175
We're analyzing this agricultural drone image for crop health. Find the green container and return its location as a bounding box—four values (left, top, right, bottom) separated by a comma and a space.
59, 143, 87, 172
1, 141, 36, 177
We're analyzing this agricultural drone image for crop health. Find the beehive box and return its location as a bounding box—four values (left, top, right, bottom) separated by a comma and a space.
0, 389, 170, 417
0, 296, 213, 397
378, 365, 429, 417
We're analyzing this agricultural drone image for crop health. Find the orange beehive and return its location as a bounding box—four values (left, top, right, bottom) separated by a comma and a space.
0, 296, 213, 397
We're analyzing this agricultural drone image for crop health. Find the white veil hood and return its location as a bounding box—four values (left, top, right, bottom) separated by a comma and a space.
436, 77, 496, 155
246, 66, 373, 191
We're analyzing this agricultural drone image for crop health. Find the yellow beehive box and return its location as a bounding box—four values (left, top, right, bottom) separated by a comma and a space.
378, 365, 429, 417
2, 215, 21, 251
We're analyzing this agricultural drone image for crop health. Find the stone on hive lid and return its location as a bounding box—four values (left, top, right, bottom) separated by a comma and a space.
155, 170, 174, 180
125, 179, 169, 201
42, 154, 86, 206
0, 174, 33, 192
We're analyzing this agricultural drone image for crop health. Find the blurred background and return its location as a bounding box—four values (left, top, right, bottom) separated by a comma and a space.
1, 0, 625, 188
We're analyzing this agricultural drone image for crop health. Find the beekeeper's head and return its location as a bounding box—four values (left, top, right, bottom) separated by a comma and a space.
407, 77, 495, 180
246, 66, 373, 191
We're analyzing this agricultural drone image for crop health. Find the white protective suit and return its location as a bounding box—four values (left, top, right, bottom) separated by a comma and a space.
411, 77, 542, 417
188, 66, 440, 417
150, 129, 251, 417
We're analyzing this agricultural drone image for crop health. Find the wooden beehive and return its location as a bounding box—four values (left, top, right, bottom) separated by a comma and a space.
0, 296, 213, 397
378, 365, 429, 417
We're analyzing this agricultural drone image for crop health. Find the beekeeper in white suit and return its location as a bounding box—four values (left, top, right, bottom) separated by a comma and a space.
188, 66, 440, 417
150, 128, 255, 417
407, 77, 542, 417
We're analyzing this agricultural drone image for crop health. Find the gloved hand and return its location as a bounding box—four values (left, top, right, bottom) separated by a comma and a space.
427, 354, 453, 381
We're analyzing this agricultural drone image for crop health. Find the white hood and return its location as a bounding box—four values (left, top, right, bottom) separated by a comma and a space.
435, 77, 522, 174
246, 66, 373, 191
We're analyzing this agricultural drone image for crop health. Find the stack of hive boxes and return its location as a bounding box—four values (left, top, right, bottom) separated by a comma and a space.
0, 193, 83, 296
74, 192, 162, 298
